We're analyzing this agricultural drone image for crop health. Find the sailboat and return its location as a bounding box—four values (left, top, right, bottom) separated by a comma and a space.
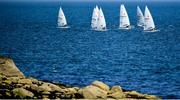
137, 6, 144, 27
144, 6, 156, 32
96, 7, 107, 31
57, 7, 69, 28
119, 4, 131, 29
91, 5, 99, 29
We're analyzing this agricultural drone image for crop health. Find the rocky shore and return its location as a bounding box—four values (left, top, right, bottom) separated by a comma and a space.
0, 56, 160, 99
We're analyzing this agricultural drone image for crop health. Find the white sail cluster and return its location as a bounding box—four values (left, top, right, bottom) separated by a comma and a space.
91, 6, 99, 29
57, 5, 157, 32
136, 6, 156, 31
91, 5, 106, 31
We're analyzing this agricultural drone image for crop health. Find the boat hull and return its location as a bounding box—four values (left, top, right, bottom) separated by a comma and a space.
144, 29, 160, 32
57, 26, 70, 29
137, 24, 144, 27
94, 28, 107, 32
119, 25, 133, 30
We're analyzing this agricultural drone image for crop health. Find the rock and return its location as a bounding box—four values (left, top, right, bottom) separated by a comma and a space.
77, 88, 83, 95
42, 97, 50, 100
124, 91, 145, 98
143, 94, 160, 99
30, 84, 40, 92
18, 79, 32, 85
55, 92, 62, 97
55, 98, 61, 100
5, 91, 11, 97
108, 86, 125, 99
74, 93, 84, 99
0, 83, 6, 88
82, 85, 107, 99
30, 84, 49, 93
0, 56, 25, 78
108, 92, 125, 99
15, 84, 23, 88
0, 74, 7, 80
111, 86, 123, 93
12, 88, 34, 98
23, 84, 31, 89
107, 98, 116, 100
42, 91, 51, 95
9, 77, 20, 84
0, 56, 160, 99
42, 91, 50, 99
61, 88, 69, 93
3, 80, 12, 85
64, 94, 72, 98
43, 83, 63, 92
28, 77, 40, 84
33, 96, 38, 99
67, 88, 77, 94
73, 87, 80, 91
39, 83, 52, 92
124, 91, 160, 99
91, 80, 110, 91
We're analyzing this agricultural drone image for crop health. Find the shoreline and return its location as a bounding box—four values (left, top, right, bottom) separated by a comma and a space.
0, 56, 160, 99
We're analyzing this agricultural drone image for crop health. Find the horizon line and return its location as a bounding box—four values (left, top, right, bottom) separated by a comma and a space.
0, 0, 180, 2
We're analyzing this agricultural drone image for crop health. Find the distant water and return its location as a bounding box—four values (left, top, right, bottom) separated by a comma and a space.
0, 1, 180, 98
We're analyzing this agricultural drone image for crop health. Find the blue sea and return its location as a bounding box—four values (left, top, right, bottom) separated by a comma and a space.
0, 1, 180, 98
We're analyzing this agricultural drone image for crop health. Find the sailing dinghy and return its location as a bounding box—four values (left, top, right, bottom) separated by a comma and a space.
144, 6, 157, 32
119, 4, 131, 29
137, 6, 144, 27
91, 5, 99, 29
57, 7, 69, 28
95, 7, 107, 31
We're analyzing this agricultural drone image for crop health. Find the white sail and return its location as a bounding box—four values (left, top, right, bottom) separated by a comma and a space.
96, 8, 106, 31
58, 7, 67, 27
119, 4, 131, 29
91, 5, 99, 29
137, 6, 144, 27
144, 6, 155, 31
